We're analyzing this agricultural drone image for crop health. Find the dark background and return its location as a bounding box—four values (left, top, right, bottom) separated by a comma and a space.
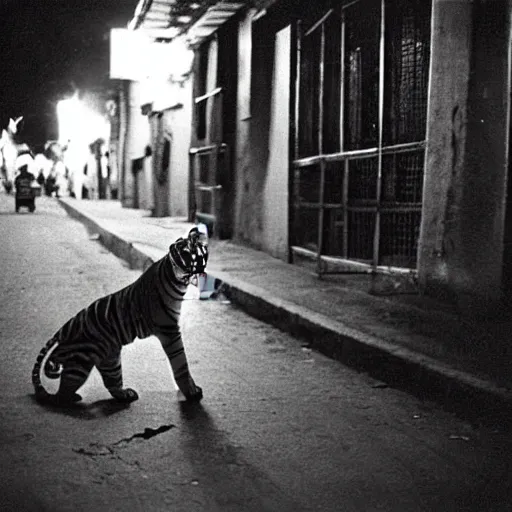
0, 0, 136, 148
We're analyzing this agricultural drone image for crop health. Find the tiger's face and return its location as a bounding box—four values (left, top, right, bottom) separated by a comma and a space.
169, 227, 209, 279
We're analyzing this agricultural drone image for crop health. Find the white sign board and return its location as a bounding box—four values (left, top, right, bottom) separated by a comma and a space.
110, 29, 194, 82
110, 29, 154, 81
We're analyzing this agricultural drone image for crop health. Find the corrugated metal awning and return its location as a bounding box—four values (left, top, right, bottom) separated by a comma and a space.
129, 0, 205, 37
185, 2, 246, 46
129, 0, 246, 43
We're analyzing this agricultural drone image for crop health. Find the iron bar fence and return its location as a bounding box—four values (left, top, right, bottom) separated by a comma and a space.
291, 140, 425, 275
189, 143, 228, 236
292, 0, 430, 278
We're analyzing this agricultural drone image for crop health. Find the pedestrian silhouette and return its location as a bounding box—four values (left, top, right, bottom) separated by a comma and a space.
14, 163, 37, 213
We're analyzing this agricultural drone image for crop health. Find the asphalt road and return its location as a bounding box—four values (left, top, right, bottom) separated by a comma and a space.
0, 194, 511, 512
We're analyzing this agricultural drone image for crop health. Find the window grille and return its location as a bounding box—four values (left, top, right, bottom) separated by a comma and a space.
189, 143, 227, 237
291, 0, 432, 274
384, 0, 431, 145
344, 0, 380, 150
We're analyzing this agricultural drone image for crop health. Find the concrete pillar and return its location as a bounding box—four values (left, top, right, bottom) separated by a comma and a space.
262, 25, 290, 259
234, 9, 256, 240
168, 80, 193, 218
123, 81, 151, 209
418, 0, 512, 312
139, 149, 154, 210
206, 39, 219, 143
121, 82, 135, 208
151, 113, 170, 217
235, 14, 275, 247
117, 82, 127, 204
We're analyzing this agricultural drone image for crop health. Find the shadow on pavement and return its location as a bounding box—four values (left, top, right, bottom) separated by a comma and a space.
177, 402, 304, 511
0, 211, 37, 216
28, 393, 133, 420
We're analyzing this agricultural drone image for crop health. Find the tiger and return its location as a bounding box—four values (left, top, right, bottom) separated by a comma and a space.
32, 225, 209, 407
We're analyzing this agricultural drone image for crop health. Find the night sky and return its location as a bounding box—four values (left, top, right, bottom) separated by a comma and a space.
0, 0, 136, 148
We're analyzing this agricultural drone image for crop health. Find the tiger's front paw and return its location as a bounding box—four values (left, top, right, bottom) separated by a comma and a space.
177, 377, 203, 403
185, 385, 203, 403
110, 387, 139, 404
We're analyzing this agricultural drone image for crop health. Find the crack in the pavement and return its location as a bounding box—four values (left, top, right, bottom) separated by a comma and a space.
73, 424, 176, 459
113, 424, 176, 446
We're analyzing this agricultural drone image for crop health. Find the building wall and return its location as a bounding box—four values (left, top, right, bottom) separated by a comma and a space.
189, 37, 223, 230
139, 153, 154, 210
165, 79, 193, 218
117, 1, 512, 312
262, 25, 290, 259
123, 81, 151, 208
234, 11, 257, 243
419, 0, 512, 310
123, 75, 191, 216
235, 11, 290, 260
117, 82, 128, 204
150, 113, 169, 217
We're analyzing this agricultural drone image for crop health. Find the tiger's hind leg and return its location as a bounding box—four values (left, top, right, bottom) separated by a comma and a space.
38, 355, 95, 407
98, 353, 139, 404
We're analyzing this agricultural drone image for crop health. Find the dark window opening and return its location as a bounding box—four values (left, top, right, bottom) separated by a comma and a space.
383, 0, 431, 145
343, 0, 381, 150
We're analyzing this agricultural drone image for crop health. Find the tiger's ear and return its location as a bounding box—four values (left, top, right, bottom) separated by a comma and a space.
168, 237, 185, 253
188, 223, 208, 245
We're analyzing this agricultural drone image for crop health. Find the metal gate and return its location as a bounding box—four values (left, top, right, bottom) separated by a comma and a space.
291, 0, 431, 275
189, 82, 225, 237
189, 141, 228, 236
189, 19, 237, 239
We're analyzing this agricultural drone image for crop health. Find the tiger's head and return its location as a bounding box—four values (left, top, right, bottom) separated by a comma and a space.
169, 225, 209, 280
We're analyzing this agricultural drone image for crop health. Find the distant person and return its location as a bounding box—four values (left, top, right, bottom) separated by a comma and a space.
82, 162, 89, 199
34, 153, 48, 191
36, 168, 45, 188
84, 145, 98, 199
45, 165, 57, 196
99, 150, 109, 199
14, 160, 37, 213
53, 160, 68, 198
15, 163, 35, 185
106, 147, 119, 199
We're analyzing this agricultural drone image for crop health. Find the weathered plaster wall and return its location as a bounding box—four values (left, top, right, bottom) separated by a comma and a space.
262, 25, 290, 259
206, 38, 219, 143
419, 0, 511, 310
234, 11, 259, 243
139, 153, 154, 210
123, 81, 150, 208
165, 80, 193, 218
235, 13, 290, 260
150, 113, 169, 217
117, 82, 128, 204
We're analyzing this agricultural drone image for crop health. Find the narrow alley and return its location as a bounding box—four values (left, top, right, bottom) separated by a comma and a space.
0, 195, 511, 511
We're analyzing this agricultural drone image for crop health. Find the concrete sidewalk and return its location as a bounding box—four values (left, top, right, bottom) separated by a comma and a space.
58, 197, 512, 424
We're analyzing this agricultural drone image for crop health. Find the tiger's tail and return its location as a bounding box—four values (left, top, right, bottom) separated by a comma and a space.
32, 338, 60, 402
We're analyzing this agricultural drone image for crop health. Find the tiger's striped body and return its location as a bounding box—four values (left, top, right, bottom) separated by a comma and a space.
32, 227, 208, 406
